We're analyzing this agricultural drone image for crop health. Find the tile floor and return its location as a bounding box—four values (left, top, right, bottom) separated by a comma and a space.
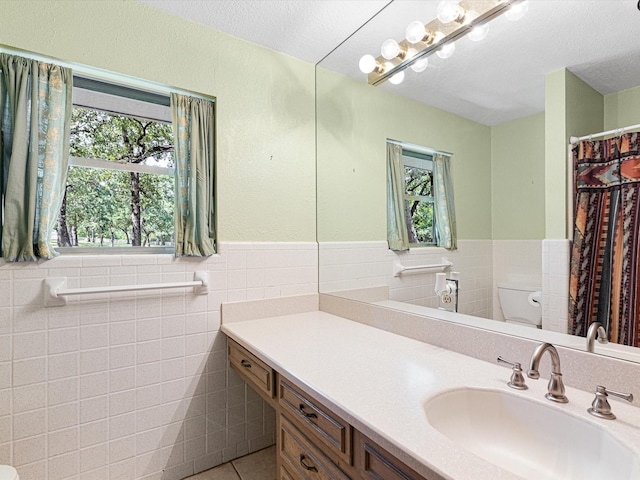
185, 446, 276, 480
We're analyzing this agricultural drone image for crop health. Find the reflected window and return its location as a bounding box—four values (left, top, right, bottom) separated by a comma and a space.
403, 150, 435, 246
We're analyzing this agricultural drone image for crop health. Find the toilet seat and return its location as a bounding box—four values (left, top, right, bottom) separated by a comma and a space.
0, 465, 18, 480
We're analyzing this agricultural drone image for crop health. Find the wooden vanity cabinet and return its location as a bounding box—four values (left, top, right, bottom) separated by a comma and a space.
227, 338, 434, 480
354, 431, 431, 480
279, 378, 353, 468
228, 339, 275, 404
280, 415, 352, 480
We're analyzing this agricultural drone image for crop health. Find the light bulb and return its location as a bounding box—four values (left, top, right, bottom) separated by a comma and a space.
411, 57, 428, 73
468, 24, 489, 41
436, 0, 464, 24
389, 70, 405, 85
381, 39, 400, 60
359, 54, 377, 74
505, 0, 528, 21
463, 9, 479, 25
384, 62, 405, 85
406, 20, 426, 44
436, 42, 455, 59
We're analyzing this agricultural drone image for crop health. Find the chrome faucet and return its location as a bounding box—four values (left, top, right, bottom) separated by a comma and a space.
527, 342, 568, 403
588, 385, 633, 420
586, 322, 608, 352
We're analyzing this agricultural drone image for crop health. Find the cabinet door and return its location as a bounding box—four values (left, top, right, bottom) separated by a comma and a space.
228, 338, 275, 401
279, 378, 352, 465
280, 415, 352, 480
354, 431, 434, 480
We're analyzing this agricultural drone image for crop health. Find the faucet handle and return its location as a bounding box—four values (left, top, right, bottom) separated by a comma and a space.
588, 385, 634, 420
497, 356, 528, 390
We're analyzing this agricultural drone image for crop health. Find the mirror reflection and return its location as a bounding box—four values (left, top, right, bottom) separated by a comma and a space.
316, 0, 640, 361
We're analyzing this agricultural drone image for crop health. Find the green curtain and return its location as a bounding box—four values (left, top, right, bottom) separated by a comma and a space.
433, 153, 457, 250
171, 93, 216, 256
0, 54, 72, 261
386, 142, 409, 251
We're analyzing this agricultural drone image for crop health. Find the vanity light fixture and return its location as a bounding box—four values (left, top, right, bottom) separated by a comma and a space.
359, 0, 528, 86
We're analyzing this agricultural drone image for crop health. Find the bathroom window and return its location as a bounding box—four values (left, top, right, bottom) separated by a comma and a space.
403, 150, 436, 246
55, 77, 175, 253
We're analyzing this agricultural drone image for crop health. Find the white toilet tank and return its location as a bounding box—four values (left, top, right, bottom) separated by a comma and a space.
0, 466, 18, 480
497, 283, 542, 328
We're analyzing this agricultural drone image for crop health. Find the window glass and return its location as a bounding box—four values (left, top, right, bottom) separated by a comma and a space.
403, 151, 435, 246
55, 85, 175, 252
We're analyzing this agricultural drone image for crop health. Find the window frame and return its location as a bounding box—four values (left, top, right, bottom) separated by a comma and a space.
56, 77, 176, 255
402, 149, 437, 247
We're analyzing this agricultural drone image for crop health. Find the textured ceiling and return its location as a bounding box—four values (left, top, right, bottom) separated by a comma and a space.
136, 0, 391, 64
138, 0, 640, 126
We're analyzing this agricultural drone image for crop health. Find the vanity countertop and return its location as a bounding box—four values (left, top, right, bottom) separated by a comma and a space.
221, 310, 640, 480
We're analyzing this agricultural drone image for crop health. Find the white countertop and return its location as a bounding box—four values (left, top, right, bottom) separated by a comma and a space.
221, 311, 640, 480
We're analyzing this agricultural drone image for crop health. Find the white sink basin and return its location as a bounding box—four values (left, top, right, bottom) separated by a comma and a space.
425, 388, 640, 480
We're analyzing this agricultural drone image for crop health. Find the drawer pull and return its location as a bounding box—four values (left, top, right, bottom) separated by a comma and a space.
299, 403, 318, 419
240, 359, 252, 368
299, 454, 318, 472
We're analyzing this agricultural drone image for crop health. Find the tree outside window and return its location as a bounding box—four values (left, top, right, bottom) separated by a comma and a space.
56, 98, 175, 249
403, 151, 435, 245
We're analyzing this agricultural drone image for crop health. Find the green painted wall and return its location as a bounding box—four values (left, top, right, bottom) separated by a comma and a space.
490, 113, 545, 240
316, 67, 492, 242
544, 69, 603, 239
0, 0, 316, 242
604, 84, 640, 129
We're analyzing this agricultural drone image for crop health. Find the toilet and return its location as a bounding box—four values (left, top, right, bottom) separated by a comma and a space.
0, 466, 18, 480
497, 283, 542, 328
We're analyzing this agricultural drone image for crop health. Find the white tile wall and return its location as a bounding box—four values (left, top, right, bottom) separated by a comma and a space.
0, 242, 317, 480
319, 240, 494, 318
542, 239, 571, 334
491, 240, 543, 320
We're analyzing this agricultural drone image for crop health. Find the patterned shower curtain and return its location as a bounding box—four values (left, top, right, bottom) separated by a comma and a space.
569, 132, 640, 347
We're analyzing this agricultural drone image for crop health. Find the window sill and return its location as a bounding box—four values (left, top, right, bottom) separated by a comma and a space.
56, 246, 174, 255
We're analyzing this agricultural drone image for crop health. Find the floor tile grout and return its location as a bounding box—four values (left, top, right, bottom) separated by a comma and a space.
184, 445, 276, 480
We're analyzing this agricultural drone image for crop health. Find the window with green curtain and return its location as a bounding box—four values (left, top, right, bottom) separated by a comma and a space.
1, 51, 217, 259
386, 141, 457, 250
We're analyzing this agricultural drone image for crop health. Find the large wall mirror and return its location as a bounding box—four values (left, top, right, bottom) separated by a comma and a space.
316, 0, 640, 363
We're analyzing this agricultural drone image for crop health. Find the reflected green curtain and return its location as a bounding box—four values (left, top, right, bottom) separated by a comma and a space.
433, 153, 457, 250
386, 142, 409, 251
171, 93, 216, 256
0, 54, 72, 261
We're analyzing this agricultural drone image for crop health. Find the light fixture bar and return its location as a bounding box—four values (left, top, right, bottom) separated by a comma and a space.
367, 0, 522, 86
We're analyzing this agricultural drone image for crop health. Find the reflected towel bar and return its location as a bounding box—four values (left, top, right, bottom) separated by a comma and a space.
393, 258, 453, 277
44, 271, 209, 307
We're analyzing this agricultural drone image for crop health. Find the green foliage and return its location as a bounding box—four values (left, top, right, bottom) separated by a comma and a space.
412, 201, 435, 244
405, 166, 432, 197
70, 108, 173, 166
404, 166, 435, 244
57, 107, 175, 247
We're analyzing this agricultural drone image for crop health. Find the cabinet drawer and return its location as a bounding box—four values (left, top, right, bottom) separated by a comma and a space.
355, 432, 431, 480
280, 415, 351, 480
281, 464, 299, 480
228, 339, 274, 399
279, 378, 352, 465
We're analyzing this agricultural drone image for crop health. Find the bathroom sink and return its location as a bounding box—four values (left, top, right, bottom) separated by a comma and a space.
424, 388, 640, 480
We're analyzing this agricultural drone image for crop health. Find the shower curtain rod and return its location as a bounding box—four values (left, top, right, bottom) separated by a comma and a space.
569, 123, 640, 144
